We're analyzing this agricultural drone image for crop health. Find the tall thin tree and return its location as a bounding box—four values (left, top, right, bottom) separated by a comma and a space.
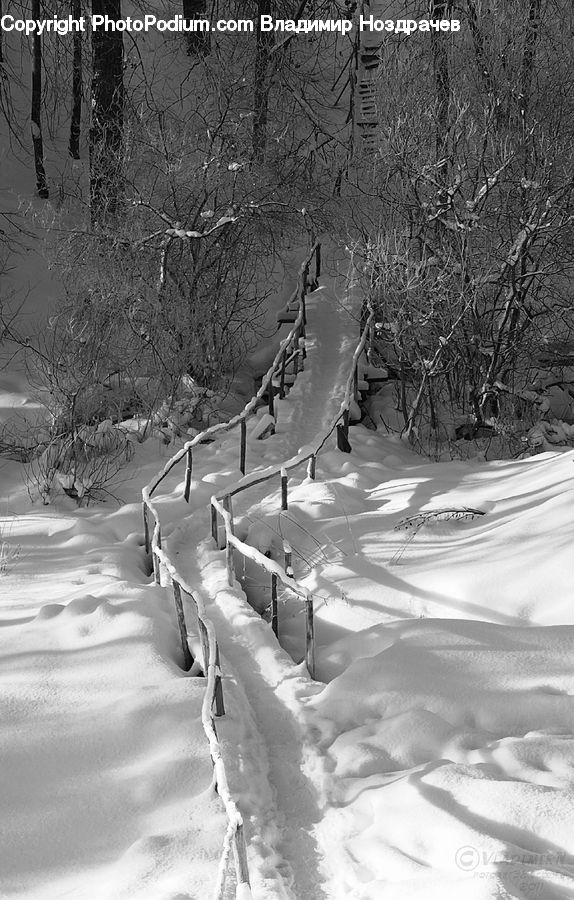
252, 0, 273, 162
31, 0, 49, 198
519, 0, 542, 124
69, 0, 82, 159
430, 0, 453, 159
182, 0, 209, 55
90, 0, 124, 223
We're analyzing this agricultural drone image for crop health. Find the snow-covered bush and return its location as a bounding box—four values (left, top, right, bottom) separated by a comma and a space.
0, 518, 20, 575
27, 420, 134, 505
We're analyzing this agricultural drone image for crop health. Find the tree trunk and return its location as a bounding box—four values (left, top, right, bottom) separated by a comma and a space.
69, 0, 82, 159
31, 0, 49, 198
252, 0, 273, 163
466, 0, 495, 99
519, 0, 542, 123
430, 0, 453, 159
182, 0, 209, 55
90, 0, 124, 224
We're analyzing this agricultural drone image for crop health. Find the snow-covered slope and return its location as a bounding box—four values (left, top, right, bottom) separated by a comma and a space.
0, 456, 229, 898
3, 211, 574, 899
230, 429, 574, 898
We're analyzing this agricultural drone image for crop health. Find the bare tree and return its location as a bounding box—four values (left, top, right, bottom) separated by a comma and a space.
252, 0, 274, 162
31, 0, 49, 198
69, 0, 83, 159
182, 0, 210, 55
90, 0, 124, 223
361, 0, 574, 452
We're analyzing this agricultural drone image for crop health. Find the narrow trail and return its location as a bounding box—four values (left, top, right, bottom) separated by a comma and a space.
281, 263, 358, 450
165, 252, 360, 897
204, 588, 331, 900
173, 529, 332, 899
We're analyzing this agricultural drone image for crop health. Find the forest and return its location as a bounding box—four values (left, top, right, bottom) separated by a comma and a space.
2, 0, 573, 500
2, 5, 574, 900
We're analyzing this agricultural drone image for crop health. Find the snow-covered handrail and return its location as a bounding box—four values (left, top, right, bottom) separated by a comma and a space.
143, 241, 320, 503
211, 494, 317, 676
210, 305, 374, 679
141, 242, 321, 899
153, 547, 250, 896
218, 310, 373, 502
141, 243, 374, 895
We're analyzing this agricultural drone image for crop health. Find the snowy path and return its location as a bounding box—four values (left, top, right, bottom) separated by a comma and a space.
159, 253, 360, 897
243, 439, 574, 899
171, 529, 331, 900
160, 245, 574, 900
278, 263, 358, 450
4, 236, 574, 900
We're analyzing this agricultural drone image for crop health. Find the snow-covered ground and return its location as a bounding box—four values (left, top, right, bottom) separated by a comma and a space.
2, 233, 574, 900
0, 448, 230, 899
191, 433, 574, 898
153, 257, 574, 898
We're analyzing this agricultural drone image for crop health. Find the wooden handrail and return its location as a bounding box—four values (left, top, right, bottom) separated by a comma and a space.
143, 241, 320, 502
153, 547, 249, 892
141, 242, 322, 897
141, 241, 370, 896
210, 307, 374, 680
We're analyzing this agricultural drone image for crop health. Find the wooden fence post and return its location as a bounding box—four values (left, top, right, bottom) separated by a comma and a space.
268, 379, 275, 418
281, 467, 288, 511
232, 823, 251, 891
211, 501, 219, 547
336, 408, 352, 453
223, 495, 235, 586
305, 594, 315, 679
223, 494, 234, 533
198, 616, 210, 676
226, 542, 235, 587
153, 527, 162, 585
184, 447, 193, 502
284, 541, 293, 578
279, 348, 287, 399
172, 581, 193, 671
214, 643, 225, 717
271, 572, 278, 637
240, 419, 247, 475
307, 455, 317, 480
143, 502, 150, 556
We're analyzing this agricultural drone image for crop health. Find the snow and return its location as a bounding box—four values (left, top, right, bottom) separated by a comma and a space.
0, 502, 228, 898
239, 437, 574, 897
136, 237, 572, 899
2, 192, 574, 900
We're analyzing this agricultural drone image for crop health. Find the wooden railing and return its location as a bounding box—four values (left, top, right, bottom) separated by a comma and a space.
153, 548, 249, 898
141, 243, 321, 898
141, 241, 373, 896
209, 305, 374, 679
143, 242, 320, 508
